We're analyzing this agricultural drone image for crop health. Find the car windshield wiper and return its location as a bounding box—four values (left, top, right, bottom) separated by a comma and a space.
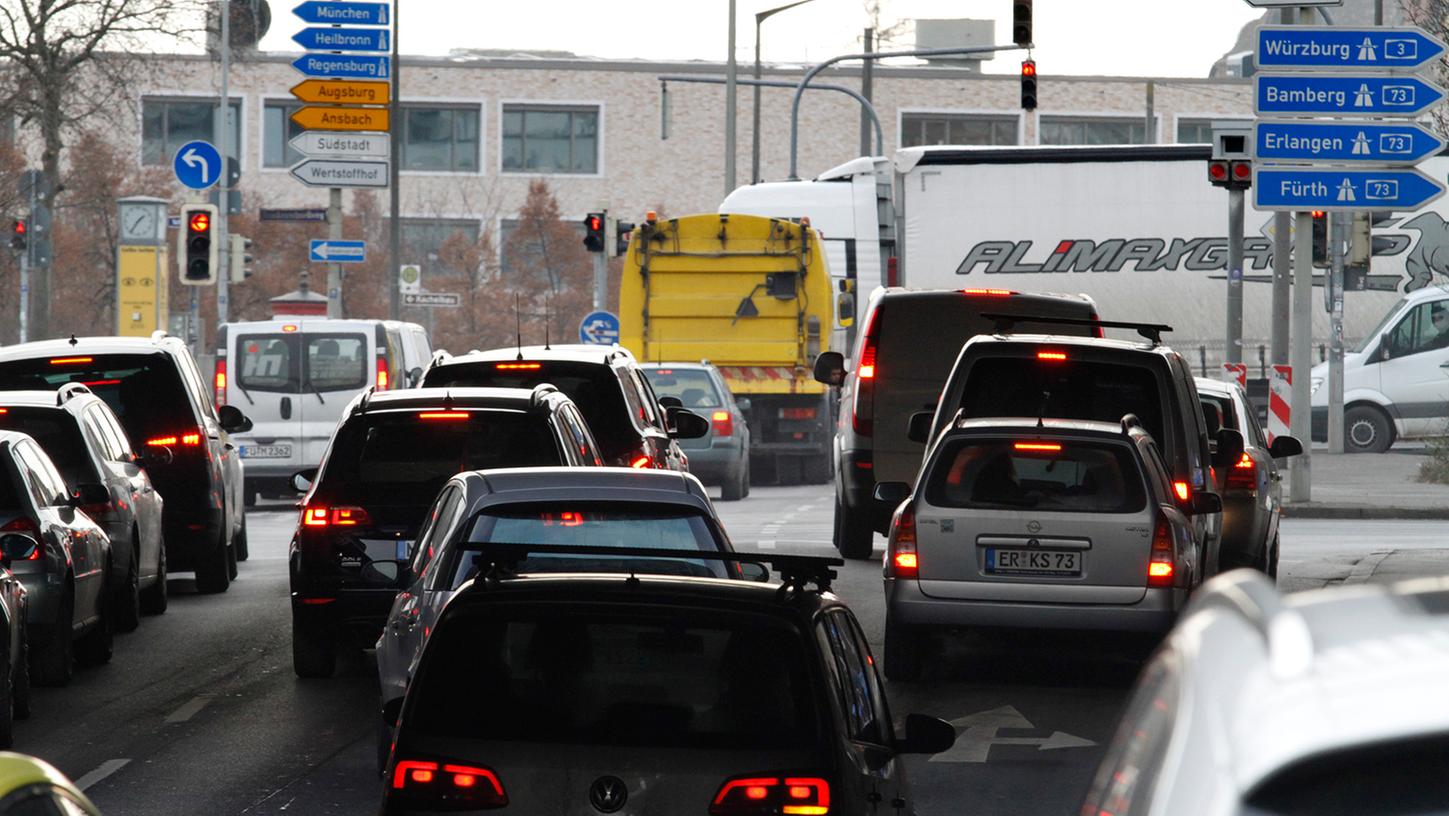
307, 379, 326, 404
234, 379, 255, 406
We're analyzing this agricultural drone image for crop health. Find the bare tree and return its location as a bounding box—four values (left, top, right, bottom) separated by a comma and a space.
861, 0, 910, 49
1401, 0, 1449, 136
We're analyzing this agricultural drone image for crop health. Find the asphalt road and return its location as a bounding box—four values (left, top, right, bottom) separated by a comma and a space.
6, 487, 1441, 815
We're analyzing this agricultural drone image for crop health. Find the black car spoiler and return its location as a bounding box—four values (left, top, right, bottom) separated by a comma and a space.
456, 542, 842, 592
980, 313, 1174, 345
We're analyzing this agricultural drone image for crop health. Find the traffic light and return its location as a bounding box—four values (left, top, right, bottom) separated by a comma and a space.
1020, 59, 1037, 111
9, 220, 25, 251
1207, 159, 1252, 190
230, 234, 254, 282
615, 220, 635, 257
178, 203, 219, 284
1012, 0, 1033, 47
582, 212, 607, 253
1311, 210, 1329, 267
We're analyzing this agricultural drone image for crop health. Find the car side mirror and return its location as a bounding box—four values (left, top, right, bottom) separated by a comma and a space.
907, 411, 933, 444
1191, 491, 1223, 515
899, 713, 957, 755
292, 468, 319, 494
0, 533, 39, 567
1269, 435, 1303, 459
872, 481, 910, 506
812, 351, 845, 387
836, 293, 855, 327
137, 446, 173, 468
70, 482, 110, 507
740, 562, 769, 582
1213, 429, 1245, 472
382, 697, 404, 727
658, 396, 684, 410
218, 404, 252, 433
735, 398, 751, 414
667, 407, 710, 439
408, 367, 424, 388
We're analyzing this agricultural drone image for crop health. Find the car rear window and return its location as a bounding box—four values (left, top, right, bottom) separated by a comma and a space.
0, 354, 195, 445
925, 437, 1147, 513
307, 333, 368, 391
407, 606, 821, 750
0, 409, 96, 486
875, 295, 1096, 381
1246, 733, 1449, 816
959, 355, 1167, 449
422, 361, 634, 458
237, 334, 300, 392
450, 503, 729, 585
319, 410, 562, 508
1199, 393, 1236, 433
642, 369, 723, 409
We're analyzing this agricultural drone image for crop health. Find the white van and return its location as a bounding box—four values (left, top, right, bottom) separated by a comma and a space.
383, 320, 433, 387
215, 318, 428, 503
1310, 285, 1449, 453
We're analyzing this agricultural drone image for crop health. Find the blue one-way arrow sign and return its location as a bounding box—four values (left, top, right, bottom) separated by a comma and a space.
292, 53, 391, 80
1254, 167, 1445, 212
1255, 74, 1445, 117
1254, 120, 1445, 165
1258, 26, 1446, 70
309, 240, 367, 264
578, 310, 620, 345
293, 27, 390, 52
293, 1, 389, 26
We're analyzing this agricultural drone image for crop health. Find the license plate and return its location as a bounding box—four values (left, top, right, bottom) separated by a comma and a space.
240, 444, 292, 459
986, 548, 1081, 576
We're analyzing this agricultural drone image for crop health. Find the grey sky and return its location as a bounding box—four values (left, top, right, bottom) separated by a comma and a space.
262, 0, 1263, 77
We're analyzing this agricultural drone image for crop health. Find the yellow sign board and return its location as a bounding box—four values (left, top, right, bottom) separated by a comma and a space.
291, 106, 390, 132
117, 244, 168, 337
290, 79, 391, 106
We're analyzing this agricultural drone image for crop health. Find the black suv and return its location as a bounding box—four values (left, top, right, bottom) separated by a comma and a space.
421, 344, 708, 470
381, 547, 956, 815
0, 334, 252, 594
289, 386, 603, 678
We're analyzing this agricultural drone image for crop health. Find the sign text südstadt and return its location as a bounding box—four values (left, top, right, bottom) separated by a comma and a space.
1253, 120, 1444, 165
290, 131, 390, 159
1253, 167, 1445, 212
1254, 74, 1445, 116
1257, 26, 1446, 70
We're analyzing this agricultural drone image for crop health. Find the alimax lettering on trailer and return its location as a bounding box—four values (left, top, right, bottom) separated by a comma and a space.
954, 237, 1275, 275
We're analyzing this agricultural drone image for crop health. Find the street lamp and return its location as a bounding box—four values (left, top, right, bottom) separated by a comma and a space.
752, 0, 817, 184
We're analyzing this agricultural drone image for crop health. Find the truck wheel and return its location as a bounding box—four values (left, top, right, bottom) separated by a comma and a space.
1345, 406, 1392, 453
884, 620, 925, 682
803, 454, 832, 485
292, 615, 337, 679
194, 528, 231, 594
720, 461, 748, 502
833, 499, 875, 560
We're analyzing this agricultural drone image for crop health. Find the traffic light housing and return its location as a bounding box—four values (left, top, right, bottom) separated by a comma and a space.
178, 204, 219, 285
582, 212, 607, 253
1207, 159, 1253, 190
1020, 59, 1038, 111
1013, 0, 1032, 47
1311, 210, 1329, 267
230, 234, 254, 282
615, 220, 635, 257
9, 220, 25, 251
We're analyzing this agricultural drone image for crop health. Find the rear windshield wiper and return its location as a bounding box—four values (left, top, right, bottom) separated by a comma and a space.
234, 379, 255, 406
308, 380, 326, 405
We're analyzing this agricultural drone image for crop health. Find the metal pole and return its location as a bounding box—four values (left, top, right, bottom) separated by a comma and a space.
1145, 81, 1154, 143
724, 0, 737, 197
860, 28, 874, 156
593, 216, 608, 312
1291, 211, 1313, 501
17, 252, 27, 344
1272, 215, 1291, 365
1374, 0, 1383, 25
658, 74, 883, 156
1227, 188, 1245, 363
327, 187, 342, 318
751, 18, 763, 184
388, 0, 401, 320
1328, 212, 1346, 452
216, 0, 230, 327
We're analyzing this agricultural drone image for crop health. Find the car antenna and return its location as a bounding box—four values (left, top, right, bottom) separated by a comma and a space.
514, 293, 524, 361
543, 294, 552, 351
68, 334, 78, 347
1036, 390, 1050, 429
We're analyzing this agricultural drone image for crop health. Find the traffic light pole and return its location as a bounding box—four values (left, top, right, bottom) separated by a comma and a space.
1328, 212, 1346, 453
1270, 7, 1295, 375
594, 210, 609, 312
17, 251, 27, 344
1226, 188, 1245, 364
1291, 211, 1313, 502
216, 0, 231, 327
327, 188, 342, 318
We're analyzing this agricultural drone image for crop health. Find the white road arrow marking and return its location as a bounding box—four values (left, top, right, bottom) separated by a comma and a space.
182, 148, 210, 182
930, 705, 1096, 763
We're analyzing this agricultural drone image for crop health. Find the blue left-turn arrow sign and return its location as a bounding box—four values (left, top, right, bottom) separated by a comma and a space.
1253, 167, 1446, 212
172, 140, 222, 190
309, 240, 367, 264
1254, 120, 1444, 165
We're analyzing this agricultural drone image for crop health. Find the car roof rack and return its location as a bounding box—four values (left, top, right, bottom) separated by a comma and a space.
980, 312, 1174, 345
458, 543, 842, 593
1189, 570, 1314, 679
56, 382, 92, 406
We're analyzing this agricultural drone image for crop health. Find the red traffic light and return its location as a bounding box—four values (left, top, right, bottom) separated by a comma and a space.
1021, 59, 1036, 77
1311, 210, 1326, 218
1231, 161, 1252, 181
587, 215, 603, 231
12, 220, 24, 236
1208, 161, 1229, 182
189, 212, 211, 232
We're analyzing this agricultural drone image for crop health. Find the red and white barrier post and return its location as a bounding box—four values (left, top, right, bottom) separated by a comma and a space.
1268, 364, 1291, 447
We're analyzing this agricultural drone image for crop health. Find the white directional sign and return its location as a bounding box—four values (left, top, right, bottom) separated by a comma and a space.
288, 159, 389, 188
404, 292, 461, 307
290, 131, 390, 159
929, 706, 1095, 764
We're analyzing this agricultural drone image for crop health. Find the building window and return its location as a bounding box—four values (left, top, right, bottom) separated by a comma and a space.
900, 113, 1017, 147
1039, 116, 1154, 146
264, 102, 305, 168
501, 105, 599, 174
401, 218, 480, 275
1175, 117, 1250, 145
142, 98, 241, 166
401, 106, 479, 172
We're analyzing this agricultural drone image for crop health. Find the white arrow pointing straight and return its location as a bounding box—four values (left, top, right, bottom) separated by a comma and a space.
930, 705, 1096, 763
182, 148, 210, 182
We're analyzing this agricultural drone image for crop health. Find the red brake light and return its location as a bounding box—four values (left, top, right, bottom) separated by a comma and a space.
302, 506, 370, 527
417, 411, 470, 421
0, 408, 7, 415
1037, 351, 1067, 361
630, 455, 651, 469
49, 357, 93, 365
1227, 451, 1257, 491
303, 506, 328, 527
281, 324, 299, 333
214, 358, 227, 408
1148, 512, 1176, 588
146, 430, 202, 448
886, 501, 917, 579
711, 410, 734, 437
853, 307, 882, 436
1172, 481, 1190, 502
711, 776, 830, 816
961, 288, 1015, 296
390, 759, 507, 806
495, 362, 541, 371
376, 358, 390, 391
1014, 442, 1061, 452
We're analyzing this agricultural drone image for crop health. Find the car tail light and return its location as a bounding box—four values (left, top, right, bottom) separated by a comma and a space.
302, 506, 371, 527
1227, 452, 1257, 491
48, 357, 93, 365
1148, 511, 1176, 588
375, 358, 390, 391
214, 358, 227, 407
853, 308, 882, 436
417, 411, 470, 421
886, 500, 917, 579
1014, 442, 1062, 452
961, 288, 1015, 296
1037, 351, 1067, 362
711, 775, 830, 816
495, 362, 541, 371
390, 759, 507, 808
630, 455, 651, 469
1088, 311, 1105, 338
146, 429, 203, 448
711, 410, 734, 437
885, 256, 899, 287
1172, 481, 1190, 503
779, 407, 817, 420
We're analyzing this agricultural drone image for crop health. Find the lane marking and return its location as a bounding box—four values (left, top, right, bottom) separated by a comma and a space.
75, 759, 130, 791
757, 540, 777, 549
165, 694, 213, 723
931, 705, 1095, 764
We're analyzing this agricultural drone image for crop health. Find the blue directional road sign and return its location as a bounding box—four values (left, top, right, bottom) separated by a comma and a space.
309, 240, 367, 264
172, 140, 222, 190
578, 310, 620, 345
1253, 167, 1445, 212
293, 27, 390, 52
292, 53, 391, 80
1254, 120, 1444, 165
1257, 26, 1446, 70
292, 1, 389, 26
1255, 74, 1445, 117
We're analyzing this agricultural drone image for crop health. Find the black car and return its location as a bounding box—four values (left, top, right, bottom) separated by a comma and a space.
421, 344, 708, 470
0, 334, 252, 594
288, 386, 603, 679
0, 535, 29, 747
381, 547, 956, 815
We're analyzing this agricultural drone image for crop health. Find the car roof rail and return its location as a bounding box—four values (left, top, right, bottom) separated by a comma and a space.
529, 383, 559, 409
150, 329, 171, 344
458, 543, 842, 593
1191, 570, 1314, 678
56, 382, 92, 405
1120, 413, 1144, 434
979, 312, 1174, 345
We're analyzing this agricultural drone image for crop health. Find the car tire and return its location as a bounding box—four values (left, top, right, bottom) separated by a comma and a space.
13, 624, 30, 721
32, 589, 73, 687
720, 462, 748, 502
1264, 535, 1280, 581
194, 527, 231, 594
235, 515, 250, 562
833, 499, 875, 560
1345, 406, 1393, 453
803, 454, 832, 485
884, 620, 925, 682
75, 576, 114, 668
111, 536, 141, 633
741, 458, 751, 499
292, 617, 337, 679
140, 535, 168, 615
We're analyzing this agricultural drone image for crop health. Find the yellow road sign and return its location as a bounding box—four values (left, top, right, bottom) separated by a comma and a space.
290, 79, 391, 105
117, 245, 169, 337
290, 106, 390, 132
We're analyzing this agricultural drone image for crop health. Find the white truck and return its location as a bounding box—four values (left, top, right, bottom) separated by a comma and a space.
722, 144, 1449, 368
